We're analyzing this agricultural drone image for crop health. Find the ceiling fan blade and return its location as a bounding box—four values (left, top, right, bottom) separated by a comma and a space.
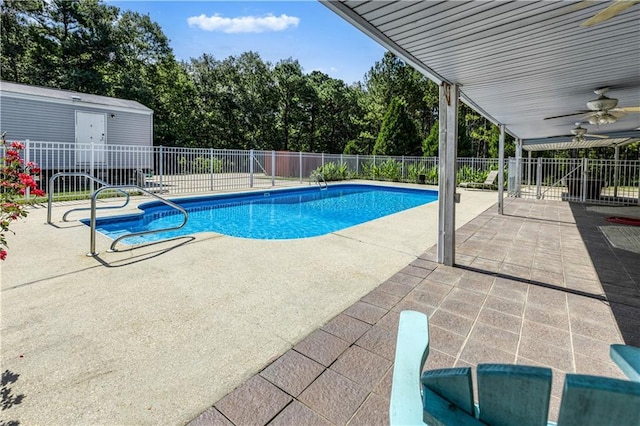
619, 106, 640, 112
580, 0, 639, 27
543, 111, 591, 120
585, 134, 610, 139
609, 110, 628, 118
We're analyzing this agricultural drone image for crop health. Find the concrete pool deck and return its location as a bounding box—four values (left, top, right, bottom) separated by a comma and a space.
1, 182, 497, 425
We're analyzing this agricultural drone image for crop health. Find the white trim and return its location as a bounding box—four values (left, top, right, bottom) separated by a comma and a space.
0, 91, 152, 116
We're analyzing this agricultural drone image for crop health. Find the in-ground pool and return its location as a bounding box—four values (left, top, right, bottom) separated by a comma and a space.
83, 184, 438, 243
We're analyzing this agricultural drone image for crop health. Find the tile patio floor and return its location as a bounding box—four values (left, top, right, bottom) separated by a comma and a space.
188, 198, 639, 426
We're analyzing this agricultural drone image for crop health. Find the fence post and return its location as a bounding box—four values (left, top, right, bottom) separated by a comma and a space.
402, 156, 405, 181
159, 145, 164, 191
24, 140, 31, 201
250, 149, 255, 188
271, 150, 275, 186
581, 157, 588, 202
613, 146, 620, 198
322, 152, 325, 168
299, 151, 303, 183
210, 148, 214, 191
90, 142, 95, 193
356, 154, 359, 176
536, 157, 542, 199
527, 151, 532, 188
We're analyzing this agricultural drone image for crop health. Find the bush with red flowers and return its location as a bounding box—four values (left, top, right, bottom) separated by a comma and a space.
1, 132, 45, 260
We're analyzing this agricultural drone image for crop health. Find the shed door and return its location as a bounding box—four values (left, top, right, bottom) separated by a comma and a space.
75, 111, 106, 165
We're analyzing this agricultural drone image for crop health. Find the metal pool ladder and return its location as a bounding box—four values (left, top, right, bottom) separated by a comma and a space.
46, 172, 189, 256
47, 172, 131, 224
311, 171, 328, 189
88, 185, 188, 256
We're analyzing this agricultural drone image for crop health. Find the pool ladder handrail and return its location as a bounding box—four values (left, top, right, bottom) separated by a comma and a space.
88, 185, 189, 256
311, 172, 328, 189
47, 172, 132, 224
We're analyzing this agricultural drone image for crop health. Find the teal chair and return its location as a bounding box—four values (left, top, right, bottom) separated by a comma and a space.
390, 310, 640, 426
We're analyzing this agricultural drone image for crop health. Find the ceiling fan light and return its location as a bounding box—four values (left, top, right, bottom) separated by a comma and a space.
590, 113, 617, 125
586, 95, 618, 111
601, 113, 617, 124
571, 126, 587, 136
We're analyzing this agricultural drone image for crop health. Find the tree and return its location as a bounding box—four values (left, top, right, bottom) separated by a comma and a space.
373, 97, 421, 156
234, 52, 279, 150
25, 0, 119, 93
307, 71, 361, 153
422, 121, 439, 157
273, 59, 313, 151
0, 0, 40, 83
108, 11, 197, 146
364, 51, 439, 142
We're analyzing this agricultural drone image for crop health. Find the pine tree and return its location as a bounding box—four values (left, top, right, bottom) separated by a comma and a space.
373, 97, 421, 156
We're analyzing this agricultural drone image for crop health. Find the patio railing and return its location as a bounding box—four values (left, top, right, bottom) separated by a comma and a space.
510, 157, 640, 205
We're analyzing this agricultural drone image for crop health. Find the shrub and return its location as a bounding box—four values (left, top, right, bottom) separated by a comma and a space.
1, 133, 45, 260
362, 159, 404, 182
179, 156, 224, 173
409, 163, 438, 184
314, 162, 351, 181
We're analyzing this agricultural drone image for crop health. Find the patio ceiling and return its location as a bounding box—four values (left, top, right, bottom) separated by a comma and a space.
321, 0, 640, 150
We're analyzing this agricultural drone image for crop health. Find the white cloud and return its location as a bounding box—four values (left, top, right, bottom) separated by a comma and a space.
187, 13, 300, 33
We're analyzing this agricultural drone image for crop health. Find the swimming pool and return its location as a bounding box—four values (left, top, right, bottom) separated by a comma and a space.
84, 184, 438, 243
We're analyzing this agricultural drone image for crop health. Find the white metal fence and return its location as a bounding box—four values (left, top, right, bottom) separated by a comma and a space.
6, 140, 639, 205
510, 157, 640, 205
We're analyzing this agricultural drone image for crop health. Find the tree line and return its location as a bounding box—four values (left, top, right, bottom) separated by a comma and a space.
23, 0, 639, 160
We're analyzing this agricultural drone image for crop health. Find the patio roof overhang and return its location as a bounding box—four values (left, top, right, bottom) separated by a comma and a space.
320, 1, 640, 150
522, 130, 640, 151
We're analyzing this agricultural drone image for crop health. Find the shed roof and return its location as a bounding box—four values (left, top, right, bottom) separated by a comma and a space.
0, 81, 152, 112
321, 0, 640, 151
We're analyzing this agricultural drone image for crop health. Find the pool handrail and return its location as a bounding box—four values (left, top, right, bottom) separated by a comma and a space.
310, 171, 328, 189
88, 185, 189, 256
47, 172, 131, 224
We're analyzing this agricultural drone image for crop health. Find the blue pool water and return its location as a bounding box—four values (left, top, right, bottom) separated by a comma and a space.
84, 184, 438, 243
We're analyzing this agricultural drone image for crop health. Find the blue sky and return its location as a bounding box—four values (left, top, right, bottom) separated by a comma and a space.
109, 1, 386, 84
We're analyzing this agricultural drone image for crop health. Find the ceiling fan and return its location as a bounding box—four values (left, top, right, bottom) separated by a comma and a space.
580, 0, 639, 27
564, 122, 610, 143
543, 87, 640, 125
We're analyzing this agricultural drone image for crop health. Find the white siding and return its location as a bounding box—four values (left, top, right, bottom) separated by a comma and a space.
0, 94, 152, 146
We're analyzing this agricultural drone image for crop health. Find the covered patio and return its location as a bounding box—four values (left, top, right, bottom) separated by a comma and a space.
322, 0, 640, 266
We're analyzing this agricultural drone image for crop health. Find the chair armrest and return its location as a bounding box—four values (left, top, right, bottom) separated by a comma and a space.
390, 311, 429, 426
610, 344, 640, 382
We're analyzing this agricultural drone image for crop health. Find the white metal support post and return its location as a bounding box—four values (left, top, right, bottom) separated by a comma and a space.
498, 124, 505, 215
515, 138, 522, 197
437, 82, 458, 266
